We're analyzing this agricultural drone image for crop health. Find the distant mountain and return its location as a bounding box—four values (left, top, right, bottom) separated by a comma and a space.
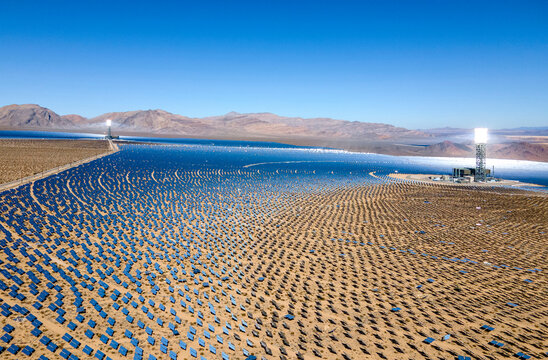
490, 141, 548, 162
327, 139, 548, 162
421, 140, 473, 157
0, 104, 429, 140
507, 126, 548, 131
198, 112, 428, 139
422, 126, 548, 137
60, 114, 88, 124
86, 110, 429, 139
411, 140, 548, 162
88, 110, 216, 136
0, 104, 73, 128
1, 104, 546, 161
420, 127, 468, 135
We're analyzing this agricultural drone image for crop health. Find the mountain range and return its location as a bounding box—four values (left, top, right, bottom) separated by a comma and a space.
1, 104, 547, 162
0, 104, 427, 140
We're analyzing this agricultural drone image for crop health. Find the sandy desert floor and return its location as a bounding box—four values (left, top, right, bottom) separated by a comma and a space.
0, 140, 111, 185
0, 144, 545, 360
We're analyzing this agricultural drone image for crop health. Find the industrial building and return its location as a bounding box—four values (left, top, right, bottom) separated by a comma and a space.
452, 167, 491, 178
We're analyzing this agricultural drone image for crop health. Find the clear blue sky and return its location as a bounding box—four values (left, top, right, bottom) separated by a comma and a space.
1, 0, 546, 129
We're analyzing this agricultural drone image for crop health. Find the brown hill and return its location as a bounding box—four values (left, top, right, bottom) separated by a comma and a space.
200, 112, 427, 139
421, 140, 473, 157
490, 142, 548, 162
60, 114, 88, 124
0, 104, 73, 128
88, 110, 216, 136
406, 141, 548, 162
330, 140, 548, 162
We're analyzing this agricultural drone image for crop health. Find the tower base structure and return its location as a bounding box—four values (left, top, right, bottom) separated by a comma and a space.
475, 143, 486, 182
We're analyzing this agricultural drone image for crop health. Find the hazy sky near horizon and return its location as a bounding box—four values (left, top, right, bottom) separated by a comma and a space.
1, 0, 547, 129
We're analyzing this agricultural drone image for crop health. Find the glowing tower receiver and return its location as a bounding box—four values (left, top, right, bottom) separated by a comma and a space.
474, 128, 488, 182
106, 119, 112, 139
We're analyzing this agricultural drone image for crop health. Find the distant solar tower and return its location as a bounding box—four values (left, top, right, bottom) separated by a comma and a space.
474, 128, 488, 182
106, 119, 112, 139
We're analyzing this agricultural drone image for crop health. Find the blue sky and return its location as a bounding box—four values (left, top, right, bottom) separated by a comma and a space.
0, 0, 546, 129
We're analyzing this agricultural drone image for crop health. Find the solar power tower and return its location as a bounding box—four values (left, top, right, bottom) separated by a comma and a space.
106, 119, 112, 139
474, 128, 488, 182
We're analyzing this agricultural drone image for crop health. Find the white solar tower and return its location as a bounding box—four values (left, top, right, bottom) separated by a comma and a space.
474, 128, 488, 182
106, 119, 112, 139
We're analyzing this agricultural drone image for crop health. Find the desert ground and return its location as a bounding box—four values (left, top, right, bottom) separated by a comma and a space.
0, 139, 111, 185
0, 143, 545, 360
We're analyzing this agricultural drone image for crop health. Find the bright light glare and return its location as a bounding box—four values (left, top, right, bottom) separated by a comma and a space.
474, 128, 488, 144
106, 119, 112, 127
